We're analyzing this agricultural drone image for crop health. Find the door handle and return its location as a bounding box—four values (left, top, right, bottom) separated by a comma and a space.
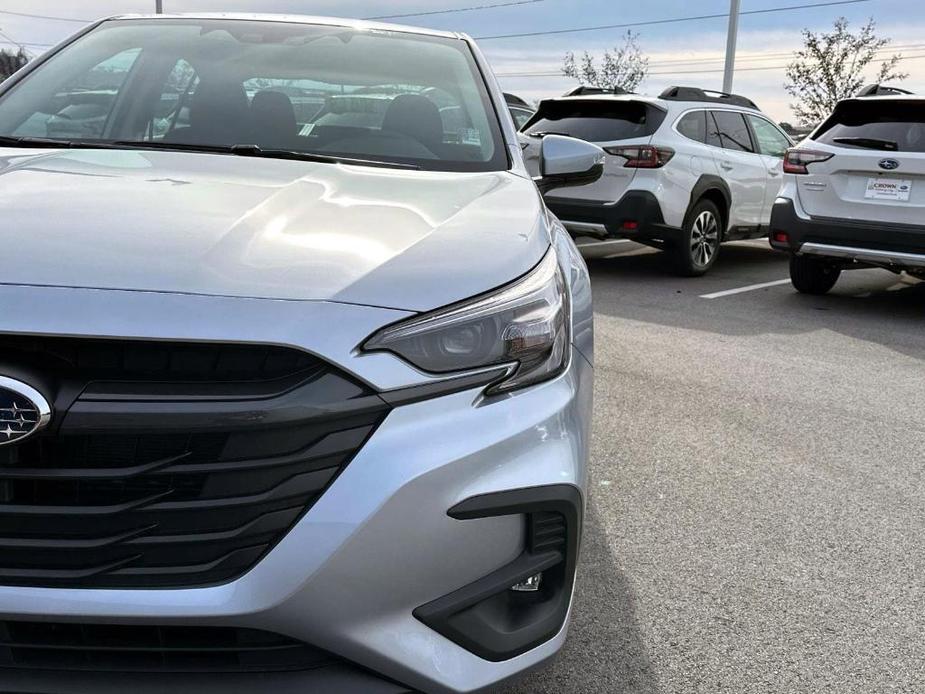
720, 162, 734, 171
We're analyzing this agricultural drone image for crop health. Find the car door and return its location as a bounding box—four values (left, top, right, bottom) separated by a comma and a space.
746, 114, 793, 226
708, 110, 768, 229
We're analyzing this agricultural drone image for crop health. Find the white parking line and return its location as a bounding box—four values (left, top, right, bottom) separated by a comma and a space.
700, 279, 792, 299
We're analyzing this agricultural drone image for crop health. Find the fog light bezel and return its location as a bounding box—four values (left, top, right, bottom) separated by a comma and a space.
413, 485, 582, 662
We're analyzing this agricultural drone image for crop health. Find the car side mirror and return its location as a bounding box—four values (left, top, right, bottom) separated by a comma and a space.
534, 134, 605, 195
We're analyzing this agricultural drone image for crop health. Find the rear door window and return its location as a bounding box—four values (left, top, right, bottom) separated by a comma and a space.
523, 99, 666, 143
676, 110, 706, 143
711, 111, 754, 152
747, 115, 791, 157
814, 100, 925, 152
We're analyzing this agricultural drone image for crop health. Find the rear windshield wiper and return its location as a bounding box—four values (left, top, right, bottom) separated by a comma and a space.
110, 140, 422, 170
527, 131, 572, 138
831, 136, 899, 151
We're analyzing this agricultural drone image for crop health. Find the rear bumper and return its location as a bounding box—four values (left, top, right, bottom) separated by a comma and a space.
770, 197, 925, 268
545, 191, 682, 243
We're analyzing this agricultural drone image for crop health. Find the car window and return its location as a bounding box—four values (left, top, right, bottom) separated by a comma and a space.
0, 19, 507, 172
747, 115, 790, 157
12, 47, 141, 139
711, 110, 754, 152
510, 107, 533, 130
706, 111, 723, 148
676, 110, 706, 143
814, 100, 925, 152
523, 100, 666, 143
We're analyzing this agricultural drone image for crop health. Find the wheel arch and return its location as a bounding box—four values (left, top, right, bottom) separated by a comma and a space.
688, 176, 732, 236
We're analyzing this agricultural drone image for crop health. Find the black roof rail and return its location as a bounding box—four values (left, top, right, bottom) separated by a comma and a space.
857, 83, 914, 97
659, 86, 759, 110
504, 92, 531, 108
563, 85, 632, 97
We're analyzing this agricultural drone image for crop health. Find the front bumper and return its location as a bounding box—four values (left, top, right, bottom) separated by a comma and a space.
770, 197, 925, 267
0, 285, 592, 694
545, 191, 682, 244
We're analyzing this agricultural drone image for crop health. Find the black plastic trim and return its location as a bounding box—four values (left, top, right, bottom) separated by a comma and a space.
770, 197, 925, 255
379, 367, 511, 407
545, 190, 679, 242
414, 485, 582, 662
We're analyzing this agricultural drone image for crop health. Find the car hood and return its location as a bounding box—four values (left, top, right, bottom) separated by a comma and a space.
0, 148, 547, 312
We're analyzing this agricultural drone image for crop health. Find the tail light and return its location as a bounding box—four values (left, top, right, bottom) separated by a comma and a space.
783, 149, 834, 175
604, 145, 675, 168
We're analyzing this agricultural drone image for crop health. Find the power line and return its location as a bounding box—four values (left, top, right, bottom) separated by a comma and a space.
495, 51, 925, 78
366, 0, 544, 20
0, 40, 55, 48
0, 9, 92, 24
495, 42, 925, 76
474, 0, 873, 40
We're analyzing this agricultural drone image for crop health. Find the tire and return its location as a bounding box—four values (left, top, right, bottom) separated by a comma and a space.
672, 199, 722, 277
789, 254, 841, 294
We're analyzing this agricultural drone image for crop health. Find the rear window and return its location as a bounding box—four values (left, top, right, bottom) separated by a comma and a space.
814, 100, 925, 152
522, 99, 665, 143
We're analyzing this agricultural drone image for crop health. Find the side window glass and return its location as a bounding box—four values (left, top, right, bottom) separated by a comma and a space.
747, 115, 791, 157
713, 111, 754, 152
706, 111, 723, 148
147, 59, 198, 140
19, 47, 141, 140
677, 110, 706, 142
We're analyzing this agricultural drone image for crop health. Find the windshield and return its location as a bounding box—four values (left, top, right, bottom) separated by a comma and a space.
0, 18, 508, 172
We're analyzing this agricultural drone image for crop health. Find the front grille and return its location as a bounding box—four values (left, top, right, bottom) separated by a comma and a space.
0, 336, 389, 588
0, 621, 336, 673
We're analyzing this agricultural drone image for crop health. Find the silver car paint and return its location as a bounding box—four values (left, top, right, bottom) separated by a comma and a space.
0, 15, 593, 693
0, 149, 546, 312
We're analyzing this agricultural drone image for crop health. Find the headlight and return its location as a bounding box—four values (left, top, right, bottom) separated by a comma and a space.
363, 248, 570, 393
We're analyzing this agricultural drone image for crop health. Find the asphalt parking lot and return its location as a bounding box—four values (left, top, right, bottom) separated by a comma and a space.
503, 239, 925, 694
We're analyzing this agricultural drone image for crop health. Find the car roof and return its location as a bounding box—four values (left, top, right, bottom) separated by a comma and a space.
538, 93, 761, 113
101, 13, 465, 40
849, 94, 925, 103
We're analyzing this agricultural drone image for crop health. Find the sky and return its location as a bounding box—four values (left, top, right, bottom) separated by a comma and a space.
1, 0, 922, 122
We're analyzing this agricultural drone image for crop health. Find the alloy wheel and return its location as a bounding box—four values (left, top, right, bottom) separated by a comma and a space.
690, 211, 719, 268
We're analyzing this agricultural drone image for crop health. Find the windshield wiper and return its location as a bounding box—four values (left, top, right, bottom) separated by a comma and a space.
831, 136, 899, 151
0, 135, 117, 149
528, 131, 571, 138
110, 140, 422, 170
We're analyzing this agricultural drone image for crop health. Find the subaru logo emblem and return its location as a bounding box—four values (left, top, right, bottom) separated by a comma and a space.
879, 159, 900, 171
0, 376, 51, 445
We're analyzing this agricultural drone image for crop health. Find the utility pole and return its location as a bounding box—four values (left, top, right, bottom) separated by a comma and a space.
155, 0, 163, 13
722, 0, 741, 93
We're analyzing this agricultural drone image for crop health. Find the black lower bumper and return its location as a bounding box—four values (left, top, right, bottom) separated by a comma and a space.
770, 197, 925, 260
545, 191, 681, 243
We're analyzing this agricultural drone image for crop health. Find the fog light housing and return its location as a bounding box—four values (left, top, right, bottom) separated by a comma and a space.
511, 573, 543, 593
414, 486, 581, 662
772, 230, 790, 244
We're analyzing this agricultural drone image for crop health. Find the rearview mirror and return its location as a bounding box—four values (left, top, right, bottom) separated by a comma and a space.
534, 135, 605, 195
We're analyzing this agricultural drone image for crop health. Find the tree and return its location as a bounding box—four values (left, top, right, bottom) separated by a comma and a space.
785, 18, 907, 125
0, 48, 28, 81
562, 31, 648, 92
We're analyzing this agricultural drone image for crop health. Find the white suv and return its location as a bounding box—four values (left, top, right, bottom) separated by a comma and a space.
521, 87, 793, 275
770, 85, 925, 294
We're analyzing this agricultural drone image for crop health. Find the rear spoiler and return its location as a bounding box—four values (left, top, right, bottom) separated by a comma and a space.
857, 84, 914, 97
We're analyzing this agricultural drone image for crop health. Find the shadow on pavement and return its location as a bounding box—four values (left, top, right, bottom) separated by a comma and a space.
587, 243, 925, 362
498, 500, 658, 694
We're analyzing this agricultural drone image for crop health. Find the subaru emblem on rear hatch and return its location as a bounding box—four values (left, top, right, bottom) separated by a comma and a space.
0, 376, 51, 445
879, 159, 900, 170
